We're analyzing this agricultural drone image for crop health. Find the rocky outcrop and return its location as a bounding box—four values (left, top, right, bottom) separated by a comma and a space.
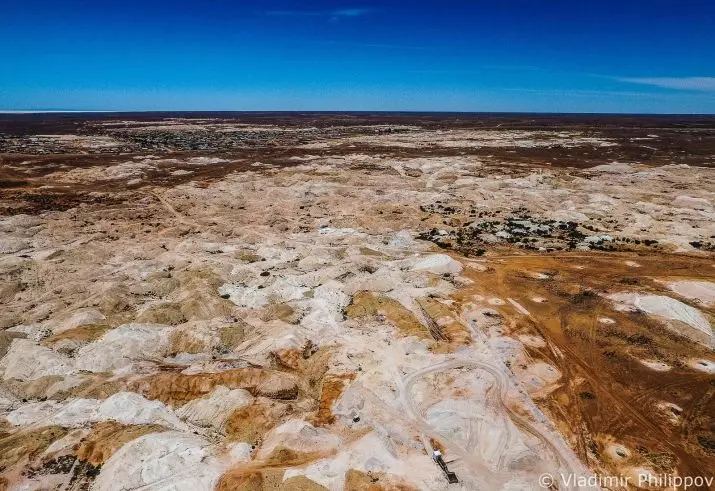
131, 368, 299, 406
92, 432, 223, 491
74, 324, 170, 372
0, 339, 74, 381
175, 386, 253, 430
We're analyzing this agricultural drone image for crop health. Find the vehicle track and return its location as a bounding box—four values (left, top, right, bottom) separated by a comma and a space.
399, 359, 580, 490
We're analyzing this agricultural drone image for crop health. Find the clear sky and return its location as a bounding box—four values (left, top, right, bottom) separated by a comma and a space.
1, 1, 714, 113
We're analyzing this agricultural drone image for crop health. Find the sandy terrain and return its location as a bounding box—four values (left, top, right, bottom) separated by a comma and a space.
0, 113, 713, 490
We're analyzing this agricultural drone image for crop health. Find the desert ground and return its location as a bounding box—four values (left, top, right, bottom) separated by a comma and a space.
0, 113, 713, 490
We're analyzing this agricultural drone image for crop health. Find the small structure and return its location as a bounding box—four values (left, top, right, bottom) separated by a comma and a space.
432, 450, 459, 484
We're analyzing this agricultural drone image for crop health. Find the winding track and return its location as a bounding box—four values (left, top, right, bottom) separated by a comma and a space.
399, 359, 580, 490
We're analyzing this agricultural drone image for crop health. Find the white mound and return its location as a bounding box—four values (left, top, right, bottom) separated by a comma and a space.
53, 308, 106, 334
218, 278, 309, 308
6, 392, 183, 429
301, 281, 350, 333
74, 323, 170, 372
667, 281, 715, 307
608, 293, 712, 345
97, 392, 184, 427
284, 432, 421, 490
389, 230, 415, 249
92, 432, 222, 491
687, 359, 715, 374
6, 400, 65, 426
257, 419, 342, 458
518, 334, 546, 348
0, 238, 30, 254
589, 162, 635, 173
0, 339, 74, 381
673, 196, 712, 211
410, 254, 463, 275
176, 386, 253, 430
639, 360, 671, 372
187, 156, 229, 165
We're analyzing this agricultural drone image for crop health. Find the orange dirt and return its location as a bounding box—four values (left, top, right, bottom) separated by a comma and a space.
417, 297, 472, 345
310, 373, 356, 426
344, 469, 386, 491
272, 348, 303, 371
42, 324, 111, 346
216, 448, 336, 490
344, 469, 419, 491
216, 470, 264, 491
0, 426, 68, 474
130, 368, 299, 406
225, 401, 292, 444
345, 291, 431, 339
216, 469, 329, 491
76, 421, 165, 466
452, 251, 715, 485
169, 328, 211, 354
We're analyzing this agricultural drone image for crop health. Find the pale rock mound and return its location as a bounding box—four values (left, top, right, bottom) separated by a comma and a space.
0, 339, 74, 381
227, 442, 253, 462
345, 268, 401, 294
608, 293, 713, 347
410, 254, 463, 275
284, 432, 433, 490
5, 400, 65, 426
219, 278, 309, 308
53, 308, 106, 334
92, 431, 223, 491
45, 399, 102, 427
176, 386, 253, 430
75, 323, 170, 372
551, 209, 588, 222
687, 359, 715, 374
256, 372, 300, 399
257, 419, 342, 459
589, 162, 635, 173
0, 237, 30, 254
389, 230, 415, 249
97, 392, 184, 428
639, 360, 671, 372
301, 281, 350, 333
6, 392, 183, 429
667, 281, 715, 307
673, 195, 712, 211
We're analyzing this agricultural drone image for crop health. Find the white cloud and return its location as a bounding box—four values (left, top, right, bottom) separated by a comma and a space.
265, 8, 373, 19
616, 77, 715, 91
331, 8, 372, 17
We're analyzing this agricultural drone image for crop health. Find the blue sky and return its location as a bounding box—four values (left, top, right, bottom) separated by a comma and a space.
1, 1, 714, 113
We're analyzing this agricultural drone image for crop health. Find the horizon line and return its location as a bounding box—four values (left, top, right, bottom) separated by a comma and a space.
2, 110, 715, 116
